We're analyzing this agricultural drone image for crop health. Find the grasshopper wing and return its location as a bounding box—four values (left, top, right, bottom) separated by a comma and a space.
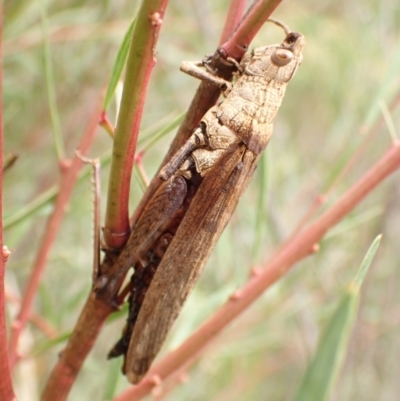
125, 145, 259, 383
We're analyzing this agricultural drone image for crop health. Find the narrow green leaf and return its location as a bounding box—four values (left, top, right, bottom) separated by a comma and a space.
40, 0, 65, 160
293, 235, 382, 401
352, 234, 382, 290
133, 164, 147, 194
102, 358, 122, 400
103, 17, 136, 110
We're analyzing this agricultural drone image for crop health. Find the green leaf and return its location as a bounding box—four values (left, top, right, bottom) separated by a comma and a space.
293, 235, 382, 401
102, 358, 122, 400
103, 17, 136, 111
41, 0, 65, 160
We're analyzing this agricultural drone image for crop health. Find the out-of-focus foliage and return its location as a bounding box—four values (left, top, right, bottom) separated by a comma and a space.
294, 236, 381, 401
3, 1, 400, 400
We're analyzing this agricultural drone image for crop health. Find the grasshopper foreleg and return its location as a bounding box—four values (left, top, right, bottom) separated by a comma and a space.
180, 60, 233, 95
160, 104, 242, 181
158, 125, 208, 180
75, 151, 101, 285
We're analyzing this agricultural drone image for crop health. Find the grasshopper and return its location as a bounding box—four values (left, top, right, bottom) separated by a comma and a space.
96, 20, 305, 384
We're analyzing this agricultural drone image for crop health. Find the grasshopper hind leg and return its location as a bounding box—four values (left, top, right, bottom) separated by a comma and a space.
107, 169, 201, 362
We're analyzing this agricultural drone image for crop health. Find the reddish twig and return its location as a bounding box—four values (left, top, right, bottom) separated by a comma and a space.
40, 2, 170, 398
99, 111, 116, 138
41, 293, 114, 401
219, 0, 247, 45
220, 0, 284, 60
103, 0, 170, 250
114, 142, 400, 401
0, 6, 17, 399
7, 98, 101, 369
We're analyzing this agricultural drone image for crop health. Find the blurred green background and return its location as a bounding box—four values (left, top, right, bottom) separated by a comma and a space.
3, 0, 400, 400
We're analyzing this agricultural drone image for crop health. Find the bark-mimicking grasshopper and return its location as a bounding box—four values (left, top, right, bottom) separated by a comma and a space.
96, 21, 305, 384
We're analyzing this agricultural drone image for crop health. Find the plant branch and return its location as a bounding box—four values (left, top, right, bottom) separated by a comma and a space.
0, 4, 17, 399
103, 0, 169, 250
219, 0, 247, 45
41, 1, 65, 161
41, 293, 114, 401
7, 98, 101, 369
220, 0, 284, 60
114, 142, 400, 401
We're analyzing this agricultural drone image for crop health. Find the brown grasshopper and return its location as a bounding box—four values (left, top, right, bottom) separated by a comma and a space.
96, 20, 305, 384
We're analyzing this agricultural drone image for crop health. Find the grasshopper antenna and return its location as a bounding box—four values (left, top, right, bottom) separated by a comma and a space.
75, 150, 101, 285
267, 18, 292, 35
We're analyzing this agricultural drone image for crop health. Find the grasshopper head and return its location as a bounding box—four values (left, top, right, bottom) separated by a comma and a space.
269, 31, 305, 82
272, 32, 305, 66
243, 30, 305, 83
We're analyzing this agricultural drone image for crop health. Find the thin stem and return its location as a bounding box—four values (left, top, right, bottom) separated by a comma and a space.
40, 0, 65, 161
379, 100, 398, 142
115, 142, 400, 401
7, 97, 101, 368
220, 0, 284, 60
219, 0, 247, 45
103, 0, 169, 250
100, 111, 116, 138
41, 293, 113, 401
0, 3, 17, 398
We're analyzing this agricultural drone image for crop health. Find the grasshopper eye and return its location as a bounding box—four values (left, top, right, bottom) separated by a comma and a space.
271, 48, 293, 66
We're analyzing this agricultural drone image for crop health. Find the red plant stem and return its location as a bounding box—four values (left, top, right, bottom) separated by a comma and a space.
114, 142, 400, 401
99, 111, 115, 137
219, 0, 247, 45
41, 293, 113, 401
40, 253, 119, 401
0, 6, 17, 400
7, 99, 101, 369
220, 0, 284, 60
103, 0, 169, 250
